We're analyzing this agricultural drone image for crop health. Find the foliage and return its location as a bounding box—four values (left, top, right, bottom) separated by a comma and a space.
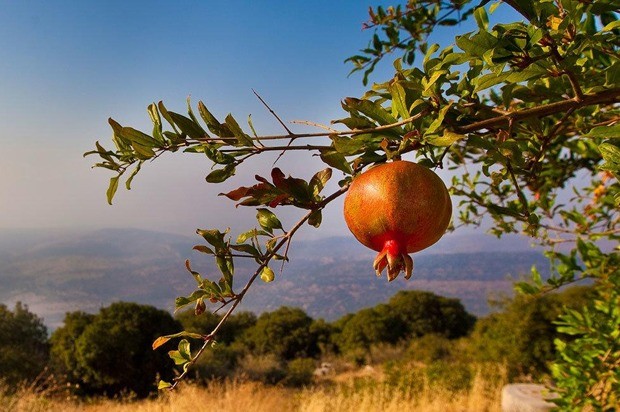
469, 285, 594, 379
50, 302, 180, 397
387, 290, 476, 339
333, 290, 475, 360
0, 302, 49, 385
86, 0, 620, 403
241, 306, 320, 361
552, 272, 620, 410
49, 311, 95, 384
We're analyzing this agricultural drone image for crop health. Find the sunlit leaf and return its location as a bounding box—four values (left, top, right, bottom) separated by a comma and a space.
106, 176, 120, 205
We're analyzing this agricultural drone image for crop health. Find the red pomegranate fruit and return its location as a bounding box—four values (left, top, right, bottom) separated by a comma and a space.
343, 160, 452, 281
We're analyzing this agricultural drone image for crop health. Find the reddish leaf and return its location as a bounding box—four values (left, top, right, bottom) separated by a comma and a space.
268, 194, 289, 208
220, 186, 251, 201
271, 168, 286, 188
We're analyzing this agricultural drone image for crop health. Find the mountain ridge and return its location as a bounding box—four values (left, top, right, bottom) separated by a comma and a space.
0, 228, 545, 329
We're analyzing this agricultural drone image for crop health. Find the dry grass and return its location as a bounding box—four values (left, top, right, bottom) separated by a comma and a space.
0, 367, 506, 412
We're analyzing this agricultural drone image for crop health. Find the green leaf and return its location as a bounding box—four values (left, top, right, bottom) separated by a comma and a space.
225, 114, 254, 146
319, 149, 353, 174
455, 31, 497, 57
425, 103, 452, 136
158, 101, 180, 134
601, 19, 620, 32
158, 380, 172, 390
515, 281, 539, 295
426, 130, 466, 147
168, 350, 188, 365
169, 112, 206, 140
256, 208, 283, 232
309, 168, 332, 197
343, 98, 399, 126
423, 70, 448, 94
198, 101, 224, 135
331, 135, 366, 155
606, 61, 620, 87
584, 124, 620, 139
599, 143, 620, 171
236, 228, 271, 244
148, 103, 165, 144
308, 209, 322, 228
216, 255, 234, 287
196, 228, 228, 250
229, 243, 260, 257
178, 339, 191, 359
125, 161, 142, 190
121, 127, 155, 147
474, 7, 489, 30
388, 81, 409, 119
206, 164, 236, 183
175, 296, 192, 310
130, 142, 156, 159
106, 176, 120, 205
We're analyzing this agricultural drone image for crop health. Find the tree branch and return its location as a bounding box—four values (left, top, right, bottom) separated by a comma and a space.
455, 88, 620, 134
168, 184, 349, 389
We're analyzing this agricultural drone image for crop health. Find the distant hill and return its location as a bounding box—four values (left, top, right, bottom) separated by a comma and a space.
0, 228, 546, 329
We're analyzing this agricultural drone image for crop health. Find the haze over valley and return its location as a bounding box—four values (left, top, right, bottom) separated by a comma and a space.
0, 228, 547, 329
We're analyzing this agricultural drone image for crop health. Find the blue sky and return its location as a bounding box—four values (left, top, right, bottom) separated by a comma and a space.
0, 1, 515, 239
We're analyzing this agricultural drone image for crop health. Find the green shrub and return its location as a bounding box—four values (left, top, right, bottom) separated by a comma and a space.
284, 358, 315, 387
0, 302, 49, 385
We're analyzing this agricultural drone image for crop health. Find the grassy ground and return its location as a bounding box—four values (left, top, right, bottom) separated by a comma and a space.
0, 367, 506, 412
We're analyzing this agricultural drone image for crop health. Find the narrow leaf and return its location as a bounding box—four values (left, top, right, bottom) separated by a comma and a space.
169, 112, 206, 140
125, 161, 142, 190
343, 98, 399, 126
225, 114, 254, 146
106, 176, 120, 205
388, 81, 409, 119
319, 149, 353, 174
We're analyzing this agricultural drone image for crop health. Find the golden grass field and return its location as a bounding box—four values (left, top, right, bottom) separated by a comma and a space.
0, 367, 506, 412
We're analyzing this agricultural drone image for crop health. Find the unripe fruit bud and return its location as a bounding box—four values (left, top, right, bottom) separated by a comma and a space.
260, 266, 275, 283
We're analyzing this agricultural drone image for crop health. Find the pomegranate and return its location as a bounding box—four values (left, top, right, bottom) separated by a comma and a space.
343, 160, 452, 281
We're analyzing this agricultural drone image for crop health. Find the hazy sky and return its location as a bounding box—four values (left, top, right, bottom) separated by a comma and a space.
0, 1, 513, 240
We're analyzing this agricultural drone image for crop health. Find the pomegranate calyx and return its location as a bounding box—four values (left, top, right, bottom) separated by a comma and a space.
372, 241, 414, 281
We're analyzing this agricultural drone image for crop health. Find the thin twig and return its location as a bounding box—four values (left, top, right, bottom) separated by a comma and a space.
252, 89, 295, 136
252, 89, 298, 165
563, 70, 584, 102
291, 120, 339, 133
219, 144, 331, 153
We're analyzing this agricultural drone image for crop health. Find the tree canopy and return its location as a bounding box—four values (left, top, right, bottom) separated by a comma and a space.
50, 302, 180, 397
0, 302, 49, 384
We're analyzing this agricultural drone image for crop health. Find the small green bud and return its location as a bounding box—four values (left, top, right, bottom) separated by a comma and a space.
260, 266, 275, 283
